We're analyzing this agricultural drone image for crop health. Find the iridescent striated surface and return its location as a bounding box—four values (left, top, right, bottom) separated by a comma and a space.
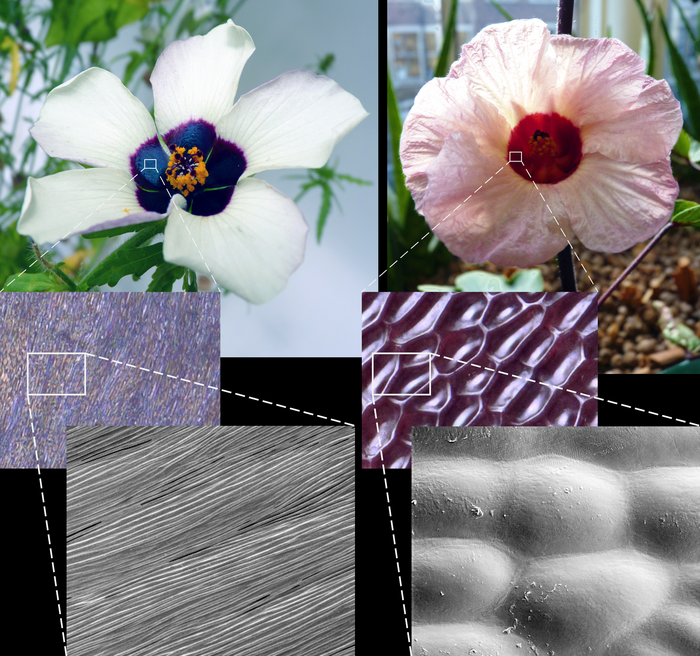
361, 293, 598, 468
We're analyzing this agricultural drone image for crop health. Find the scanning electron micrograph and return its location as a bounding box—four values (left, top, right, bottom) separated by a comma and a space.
362, 292, 597, 469
411, 426, 700, 656
67, 425, 354, 656
0, 293, 219, 468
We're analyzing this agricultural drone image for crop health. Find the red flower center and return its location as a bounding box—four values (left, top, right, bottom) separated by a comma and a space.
507, 113, 582, 184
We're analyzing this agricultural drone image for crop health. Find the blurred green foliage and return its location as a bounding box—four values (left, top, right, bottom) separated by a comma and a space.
418, 269, 544, 293
45, 0, 152, 47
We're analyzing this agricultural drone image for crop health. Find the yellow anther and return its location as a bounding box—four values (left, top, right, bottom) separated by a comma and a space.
528, 133, 559, 158
165, 145, 209, 197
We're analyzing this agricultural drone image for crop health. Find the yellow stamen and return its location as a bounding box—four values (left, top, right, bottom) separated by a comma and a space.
528, 133, 559, 158
165, 145, 209, 197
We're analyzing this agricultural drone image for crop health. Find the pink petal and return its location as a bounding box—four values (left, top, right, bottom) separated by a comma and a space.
447, 19, 558, 125
421, 131, 570, 266
579, 76, 683, 164
549, 153, 678, 252
400, 77, 509, 213
551, 35, 645, 125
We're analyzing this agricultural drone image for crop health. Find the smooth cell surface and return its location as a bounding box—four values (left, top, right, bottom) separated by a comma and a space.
412, 427, 700, 656
362, 293, 598, 468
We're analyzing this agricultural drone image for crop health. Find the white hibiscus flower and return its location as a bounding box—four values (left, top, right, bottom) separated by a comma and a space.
18, 19, 368, 302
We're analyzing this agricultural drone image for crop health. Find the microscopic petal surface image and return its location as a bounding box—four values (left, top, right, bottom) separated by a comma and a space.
67, 425, 354, 656
0, 293, 219, 468
411, 426, 700, 656
362, 292, 598, 468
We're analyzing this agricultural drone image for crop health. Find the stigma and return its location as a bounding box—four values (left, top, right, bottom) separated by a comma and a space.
165, 145, 209, 197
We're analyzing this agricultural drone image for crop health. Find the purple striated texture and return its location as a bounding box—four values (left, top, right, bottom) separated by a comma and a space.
0, 293, 220, 469
361, 292, 598, 468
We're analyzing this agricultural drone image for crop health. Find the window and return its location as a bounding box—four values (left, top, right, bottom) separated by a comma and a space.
424, 28, 440, 76
390, 29, 423, 82
456, 26, 474, 49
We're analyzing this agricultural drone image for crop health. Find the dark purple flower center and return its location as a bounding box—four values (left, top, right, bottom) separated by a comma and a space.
130, 119, 246, 217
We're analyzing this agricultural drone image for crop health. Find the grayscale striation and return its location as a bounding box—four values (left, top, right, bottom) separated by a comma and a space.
67, 425, 354, 656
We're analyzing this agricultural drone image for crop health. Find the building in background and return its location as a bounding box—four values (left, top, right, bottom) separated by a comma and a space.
388, 0, 560, 109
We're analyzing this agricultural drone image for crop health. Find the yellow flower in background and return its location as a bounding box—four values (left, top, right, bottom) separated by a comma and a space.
2, 36, 21, 95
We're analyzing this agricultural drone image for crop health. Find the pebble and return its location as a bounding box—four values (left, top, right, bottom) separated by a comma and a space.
637, 338, 657, 354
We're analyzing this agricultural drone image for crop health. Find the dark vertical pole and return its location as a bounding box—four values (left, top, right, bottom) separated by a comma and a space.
555, 0, 578, 292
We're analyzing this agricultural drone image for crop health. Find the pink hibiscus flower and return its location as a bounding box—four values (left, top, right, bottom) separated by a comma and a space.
399, 19, 683, 267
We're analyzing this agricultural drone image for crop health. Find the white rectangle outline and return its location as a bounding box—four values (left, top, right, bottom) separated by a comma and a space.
26, 352, 88, 397
371, 351, 432, 397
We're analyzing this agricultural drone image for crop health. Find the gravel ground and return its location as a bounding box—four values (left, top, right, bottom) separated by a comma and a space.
419, 226, 700, 375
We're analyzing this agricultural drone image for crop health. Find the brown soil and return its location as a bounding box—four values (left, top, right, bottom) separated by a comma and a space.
419, 220, 700, 375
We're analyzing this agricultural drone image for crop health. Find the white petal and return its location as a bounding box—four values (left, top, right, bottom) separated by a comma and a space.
448, 19, 558, 125
162, 177, 307, 303
30, 68, 157, 170
151, 19, 255, 137
549, 153, 678, 252
18, 168, 175, 244
217, 69, 368, 176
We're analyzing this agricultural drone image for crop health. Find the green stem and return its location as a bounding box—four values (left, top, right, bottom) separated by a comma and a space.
79, 219, 166, 288
51, 263, 78, 290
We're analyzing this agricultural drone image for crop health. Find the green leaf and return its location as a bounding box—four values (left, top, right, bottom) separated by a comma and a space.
335, 173, 372, 186
416, 284, 457, 291
0, 223, 35, 287
122, 50, 144, 87
674, 128, 691, 158
659, 8, 700, 140
315, 53, 335, 74
82, 242, 163, 288
182, 268, 198, 292
387, 65, 409, 219
489, 1, 514, 22
147, 261, 186, 291
635, 0, 656, 75
453, 269, 544, 292
387, 195, 452, 291
631, 0, 655, 76
82, 219, 163, 240
45, 0, 151, 47
2, 271, 69, 291
662, 321, 700, 353
670, 0, 700, 54
316, 184, 332, 242
671, 199, 700, 227
659, 358, 700, 373
433, 0, 458, 78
